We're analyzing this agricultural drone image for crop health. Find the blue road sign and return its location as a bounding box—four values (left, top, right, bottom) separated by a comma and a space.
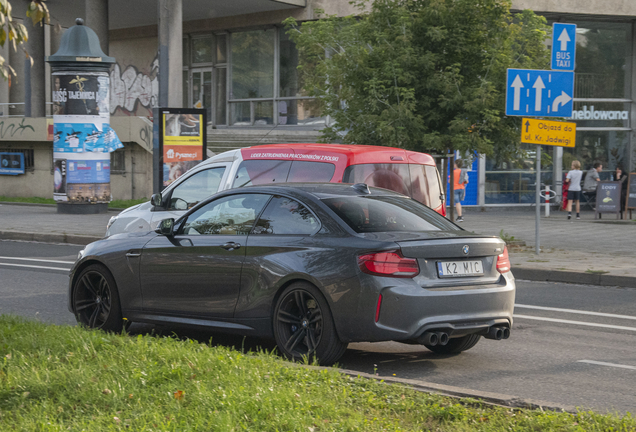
551, 23, 576, 71
505, 69, 574, 118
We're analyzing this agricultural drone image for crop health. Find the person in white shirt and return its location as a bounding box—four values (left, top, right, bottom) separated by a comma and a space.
565, 160, 582, 220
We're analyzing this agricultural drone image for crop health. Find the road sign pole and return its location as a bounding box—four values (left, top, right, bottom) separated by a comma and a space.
535, 146, 541, 255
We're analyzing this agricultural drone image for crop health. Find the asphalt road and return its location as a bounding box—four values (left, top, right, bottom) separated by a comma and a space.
1, 239, 635, 414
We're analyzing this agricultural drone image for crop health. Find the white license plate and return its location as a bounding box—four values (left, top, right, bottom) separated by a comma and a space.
437, 260, 484, 278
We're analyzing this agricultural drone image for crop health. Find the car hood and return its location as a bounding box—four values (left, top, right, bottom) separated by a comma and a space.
119, 201, 151, 215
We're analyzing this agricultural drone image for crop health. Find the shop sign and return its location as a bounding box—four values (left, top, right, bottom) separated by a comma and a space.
520, 118, 576, 147
160, 108, 207, 187
570, 105, 629, 121
0, 152, 25, 175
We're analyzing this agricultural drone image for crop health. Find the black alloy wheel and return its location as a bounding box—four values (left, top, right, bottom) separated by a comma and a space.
73, 264, 123, 332
273, 282, 347, 365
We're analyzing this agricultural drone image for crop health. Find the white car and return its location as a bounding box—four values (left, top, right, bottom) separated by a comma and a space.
106, 143, 446, 237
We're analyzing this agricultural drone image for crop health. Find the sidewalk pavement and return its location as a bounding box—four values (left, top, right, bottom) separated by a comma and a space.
1, 202, 635, 287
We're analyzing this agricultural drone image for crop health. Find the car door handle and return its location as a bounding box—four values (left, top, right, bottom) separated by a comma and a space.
126, 252, 141, 257
221, 242, 241, 251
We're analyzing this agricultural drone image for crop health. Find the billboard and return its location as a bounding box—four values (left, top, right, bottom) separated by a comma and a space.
160, 108, 207, 187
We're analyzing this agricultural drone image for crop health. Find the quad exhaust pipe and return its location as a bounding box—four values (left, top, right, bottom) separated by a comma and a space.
418, 331, 449, 346
485, 326, 511, 340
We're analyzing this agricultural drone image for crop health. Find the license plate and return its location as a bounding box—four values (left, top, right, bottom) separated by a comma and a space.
437, 260, 484, 278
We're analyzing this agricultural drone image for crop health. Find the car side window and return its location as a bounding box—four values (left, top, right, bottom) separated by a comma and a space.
168, 167, 226, 210
252, 196, 320, 235
181, 194, 270, 235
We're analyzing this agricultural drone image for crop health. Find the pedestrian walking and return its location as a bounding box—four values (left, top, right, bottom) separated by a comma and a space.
565, 160, 582, 220
451, 160, 468, 222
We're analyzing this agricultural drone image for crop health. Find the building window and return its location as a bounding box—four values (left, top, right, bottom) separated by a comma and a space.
184, 27, 323, 127
0, 148, 34, 170
111, 149, 126, 174
231, 29, 275, 99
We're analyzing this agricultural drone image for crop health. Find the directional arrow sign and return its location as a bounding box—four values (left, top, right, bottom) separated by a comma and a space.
551, 23, 576, 71
505, 69, 574, 118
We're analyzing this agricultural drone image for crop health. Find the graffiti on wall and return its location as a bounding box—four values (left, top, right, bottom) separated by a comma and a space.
110, 55, 159, 115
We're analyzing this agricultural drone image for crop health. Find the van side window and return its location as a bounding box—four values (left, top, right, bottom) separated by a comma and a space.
288, 161, 336, 182
169, 167, 226, 210
409, 165, 431, 206
343, 164, 411, 196
232, 160, 292, 188
425, 165, 443, 209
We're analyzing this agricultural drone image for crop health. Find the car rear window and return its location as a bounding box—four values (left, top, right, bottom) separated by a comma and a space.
323, 196, 458, 233
343, 164, 411, 196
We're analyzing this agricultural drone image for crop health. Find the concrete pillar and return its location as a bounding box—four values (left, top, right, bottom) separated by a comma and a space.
158, 0, 183, 107
85, 0, 109, 55
9, 18, 25, 116
24, 16, 46, 117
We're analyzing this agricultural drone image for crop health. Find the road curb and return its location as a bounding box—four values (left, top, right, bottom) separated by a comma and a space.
303, 366, 577, 413
0, 230, 102, 246
513, 267, 636, 288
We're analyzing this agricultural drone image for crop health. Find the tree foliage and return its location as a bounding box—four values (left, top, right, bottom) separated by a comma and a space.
0, 0, 49, 79
284, 0, 550, 156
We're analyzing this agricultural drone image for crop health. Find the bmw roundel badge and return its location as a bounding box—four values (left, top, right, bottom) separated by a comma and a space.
462, 245, 469, 255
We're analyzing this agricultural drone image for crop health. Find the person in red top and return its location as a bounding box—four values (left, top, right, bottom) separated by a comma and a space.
450, 160, 468, 222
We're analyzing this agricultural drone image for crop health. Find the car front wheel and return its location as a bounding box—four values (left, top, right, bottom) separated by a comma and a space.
273, 282, 347, 365
72, 264, 123, 332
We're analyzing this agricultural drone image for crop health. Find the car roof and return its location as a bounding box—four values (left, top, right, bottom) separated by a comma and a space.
238, 182, 407, 200
240, 143, 435, 166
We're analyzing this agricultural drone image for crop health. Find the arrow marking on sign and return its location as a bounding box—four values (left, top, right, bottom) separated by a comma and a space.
525, 120, 530, 133
533, 76, 545, 112
511, 75, 524, 111
558, 28, 571, 51
552, 91, 572, 112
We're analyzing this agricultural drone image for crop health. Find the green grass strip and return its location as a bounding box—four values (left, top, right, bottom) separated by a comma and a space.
0, 196, 147, 209
0, 315, 634, 431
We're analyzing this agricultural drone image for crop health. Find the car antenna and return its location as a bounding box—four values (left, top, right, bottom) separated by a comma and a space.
351, 183, 370, 194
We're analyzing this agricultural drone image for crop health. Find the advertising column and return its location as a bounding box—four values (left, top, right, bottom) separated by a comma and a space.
47, 18, 120, 214
53, 72, 122, 207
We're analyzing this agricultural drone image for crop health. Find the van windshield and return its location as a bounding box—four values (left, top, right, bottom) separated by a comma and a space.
323, 196, 458, 233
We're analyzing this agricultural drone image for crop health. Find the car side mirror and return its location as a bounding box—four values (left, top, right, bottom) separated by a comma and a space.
156, 218, 175, 236
151, 193, 163, 207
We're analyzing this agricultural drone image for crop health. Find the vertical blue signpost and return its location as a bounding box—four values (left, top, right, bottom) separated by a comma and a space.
505, 23, 577, 255
551, 23, 577, 71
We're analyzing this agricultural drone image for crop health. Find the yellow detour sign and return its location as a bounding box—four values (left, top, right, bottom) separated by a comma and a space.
521, 118, 576, 147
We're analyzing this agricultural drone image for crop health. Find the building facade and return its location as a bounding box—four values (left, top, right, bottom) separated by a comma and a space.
0, 0, 635, 206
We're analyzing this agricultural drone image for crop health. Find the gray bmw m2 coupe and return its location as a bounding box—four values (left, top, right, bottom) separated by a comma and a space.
69, 183, 515, 364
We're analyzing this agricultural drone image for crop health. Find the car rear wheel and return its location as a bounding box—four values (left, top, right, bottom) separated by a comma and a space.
424, 334, 481, 354
72, 264, 123, 332
273, 282, 347, 365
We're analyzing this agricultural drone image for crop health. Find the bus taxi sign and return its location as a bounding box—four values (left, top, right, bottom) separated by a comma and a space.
520, 118, 576, 147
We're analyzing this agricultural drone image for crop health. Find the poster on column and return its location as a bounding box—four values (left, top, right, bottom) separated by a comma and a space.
52, 72, 110, 117
161, 108, 207, 187
53, 152, 111, 203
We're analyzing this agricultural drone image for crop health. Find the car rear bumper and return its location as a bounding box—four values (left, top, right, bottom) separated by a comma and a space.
334, 272, 515, 343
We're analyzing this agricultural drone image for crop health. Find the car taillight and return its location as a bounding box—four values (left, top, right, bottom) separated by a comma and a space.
497, 246, 511, 273
358, 250, 420, 278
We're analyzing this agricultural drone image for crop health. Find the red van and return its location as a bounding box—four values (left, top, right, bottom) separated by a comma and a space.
106, 143, 445, 236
